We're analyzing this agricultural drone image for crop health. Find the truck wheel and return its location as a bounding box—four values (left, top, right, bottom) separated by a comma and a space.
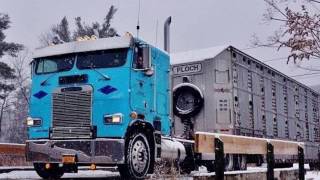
34, 163, 64, 179
118, 132, 151, 179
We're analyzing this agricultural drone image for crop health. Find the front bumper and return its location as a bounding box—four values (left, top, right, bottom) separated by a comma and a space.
26, 138, 125, 164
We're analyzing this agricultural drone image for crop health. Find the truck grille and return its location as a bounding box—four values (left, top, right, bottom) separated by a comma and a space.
51, 87, 92, 139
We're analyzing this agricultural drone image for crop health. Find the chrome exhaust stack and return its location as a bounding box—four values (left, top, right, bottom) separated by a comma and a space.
164, 16, 172, 53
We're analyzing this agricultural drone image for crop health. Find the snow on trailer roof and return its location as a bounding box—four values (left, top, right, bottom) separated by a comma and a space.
33, 36, 133, 59
170, 45, 230, 64
171, 45, 320, 95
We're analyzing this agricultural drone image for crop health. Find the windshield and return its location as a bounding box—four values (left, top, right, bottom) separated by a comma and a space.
35, 55, 75, 74
76, 48, 127, 69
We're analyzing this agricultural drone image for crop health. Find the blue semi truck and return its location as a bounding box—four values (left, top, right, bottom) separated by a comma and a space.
26, 19, 194, 179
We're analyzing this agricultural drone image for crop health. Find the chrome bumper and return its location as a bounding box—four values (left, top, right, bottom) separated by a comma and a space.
26, 138, 125, 164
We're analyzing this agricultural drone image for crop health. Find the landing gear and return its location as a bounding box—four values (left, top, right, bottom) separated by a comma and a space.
118, 132, 152, 179
34, 163, 64, 179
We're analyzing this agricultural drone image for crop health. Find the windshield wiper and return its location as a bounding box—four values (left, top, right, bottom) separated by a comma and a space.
85, 64, 111, 81
40, 67, 71, 86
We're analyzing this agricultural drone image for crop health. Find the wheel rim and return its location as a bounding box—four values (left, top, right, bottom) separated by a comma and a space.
131, 139, 148, 174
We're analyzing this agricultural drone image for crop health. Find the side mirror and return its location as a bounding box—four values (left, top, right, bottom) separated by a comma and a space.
142, 47, 154, 76
142, 47, 151, 69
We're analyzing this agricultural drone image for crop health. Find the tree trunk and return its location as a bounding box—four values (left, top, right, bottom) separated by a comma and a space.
0, 96, 7, 133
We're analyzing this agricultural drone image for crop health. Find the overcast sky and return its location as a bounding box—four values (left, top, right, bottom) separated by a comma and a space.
1, 0, 320, 86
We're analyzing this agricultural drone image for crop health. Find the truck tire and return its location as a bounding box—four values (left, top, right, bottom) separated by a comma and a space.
118, 132, 152, 179
173, 83, 204, 118
34, 163, 64, 179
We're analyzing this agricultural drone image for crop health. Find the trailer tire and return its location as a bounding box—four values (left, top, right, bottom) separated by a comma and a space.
224, 154, 234, 171
118, 132, 152, 179
239, 155, 247, 170
34, 163, 64, 179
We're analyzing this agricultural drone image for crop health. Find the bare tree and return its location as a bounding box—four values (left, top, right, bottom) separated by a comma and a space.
2, 50, 31, 142
5, 86, 29, 143
255, 0, 320, 63
10, 50, 31, 105
0, 92, 11, 133
39, 31, 55, 47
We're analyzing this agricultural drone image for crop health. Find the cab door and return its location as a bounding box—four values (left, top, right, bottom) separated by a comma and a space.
130, 45, 155, 121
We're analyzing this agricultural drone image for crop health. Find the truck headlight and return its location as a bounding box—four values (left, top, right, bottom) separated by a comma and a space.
26, 117, 42, 127
104, 113, 123, 124
27, 117, 34, 126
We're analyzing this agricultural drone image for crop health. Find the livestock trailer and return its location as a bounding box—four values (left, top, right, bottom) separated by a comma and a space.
171, 45, 320, 166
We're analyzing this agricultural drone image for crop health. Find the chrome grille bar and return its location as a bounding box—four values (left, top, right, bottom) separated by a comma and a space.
51, 86, 92, 139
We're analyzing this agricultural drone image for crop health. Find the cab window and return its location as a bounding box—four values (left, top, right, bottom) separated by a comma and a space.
35, 55, 75, 74
77, 48, 127, 69
134, 47, 144, 69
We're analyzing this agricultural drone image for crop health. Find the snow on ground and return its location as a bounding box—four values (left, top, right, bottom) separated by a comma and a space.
0, 166, 319, 179
0, 170, 119, 179
306, 171, 320, 180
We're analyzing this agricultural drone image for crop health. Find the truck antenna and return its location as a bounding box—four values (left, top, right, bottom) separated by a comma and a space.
155, 19, 159, 47
136, 0, 141, 38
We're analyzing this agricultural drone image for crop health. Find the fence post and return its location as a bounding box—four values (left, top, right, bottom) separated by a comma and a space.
266, 142, 274, 180
215, 138, 224, 180
298, 146, 304, 180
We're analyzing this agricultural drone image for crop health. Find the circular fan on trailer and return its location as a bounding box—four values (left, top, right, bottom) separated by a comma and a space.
172, 83, 204, 118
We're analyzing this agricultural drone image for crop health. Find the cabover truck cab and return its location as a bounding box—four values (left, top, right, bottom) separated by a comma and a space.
26, 35, 187, 179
